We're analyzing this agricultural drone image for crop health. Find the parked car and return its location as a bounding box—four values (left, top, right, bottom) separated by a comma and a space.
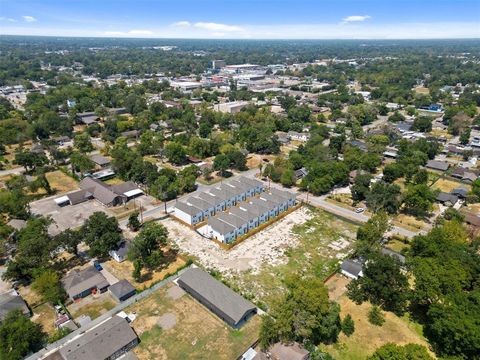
93, 261, 103, 271
355, 207, 365, 213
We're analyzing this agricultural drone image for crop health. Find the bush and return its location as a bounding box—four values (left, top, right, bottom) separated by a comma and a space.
342, 314, 355, 336
368, 305, 385, 326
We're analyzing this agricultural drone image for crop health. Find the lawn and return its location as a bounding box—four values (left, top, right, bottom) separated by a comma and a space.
104, 177, 124, 185
128, 285, 261, 360
414, 86, 430, 95
230, 207, 357, 307
321, 296, 433, 360
45, 170, 79, 194
69, 293, 116, 320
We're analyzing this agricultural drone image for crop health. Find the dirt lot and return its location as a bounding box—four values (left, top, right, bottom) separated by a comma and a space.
128, 284, 261, 360
30, 197, 109, 235
31, 303, 57, 336
102, 255, 187, 290
164, 206, 357, 305
45, 171, 79, 194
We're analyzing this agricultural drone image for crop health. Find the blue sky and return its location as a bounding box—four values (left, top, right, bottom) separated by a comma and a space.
1, 0, 479, 39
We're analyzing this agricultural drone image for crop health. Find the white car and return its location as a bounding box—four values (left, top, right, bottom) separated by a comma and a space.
355, 207, 365, 213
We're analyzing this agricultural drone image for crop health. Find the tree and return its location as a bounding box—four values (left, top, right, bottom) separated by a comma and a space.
366, 182, 401, 214
341, 314, 355, 337
412, 116, 432, 133
0, 310, 46, 360
70, 152, 95, 176
213, 153, 230, 177
128, 211, 141, 231
73, 132, 94, 153
388, 111, 405, 122
355, 212, 390, 257
82, 212, 121, 258
128, 222, 169, 273
164, 142, 187, 165
368, 343, 433, 360
348, 253, 409, 315
280, 168, 296, 187
403, 184, 436, 218
14, 148, 48, 172
259, 275, 342, 348
54, 228, 82, 255
368, 305, 385, 326
351, 174, 372, 202
459, 128, 471, 145
32, 269, 66, 304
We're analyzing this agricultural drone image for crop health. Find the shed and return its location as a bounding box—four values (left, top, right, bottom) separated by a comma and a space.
177, 268, 256, 328
109, 280, 136, 302
340, 259, 363, 279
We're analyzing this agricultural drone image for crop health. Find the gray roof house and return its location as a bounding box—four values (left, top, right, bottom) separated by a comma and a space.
426, 160, 450, 171
44, 315, 138, 360
89, 154, 111, 168
62, 267, 110, 300
109, 280, 136, 302
0, 290, 30, 322
436, 192, 459, 206
340, 259, 363, 279
177, 268, 257, 327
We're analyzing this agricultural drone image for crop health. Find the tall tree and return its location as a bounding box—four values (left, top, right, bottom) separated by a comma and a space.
82, 212, 121, 258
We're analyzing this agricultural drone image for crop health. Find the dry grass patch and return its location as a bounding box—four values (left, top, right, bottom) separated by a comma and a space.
129, 285, 261, 360
102, 254, 186, 290
69, 293, 116, 320
31, 303, 57, 336
414, 86, 430, 95
45, 171, 79, 194
393, 214, 428, 232
322, 296, 432, 360
103, 177, 124, 185
431, 178, 469, 193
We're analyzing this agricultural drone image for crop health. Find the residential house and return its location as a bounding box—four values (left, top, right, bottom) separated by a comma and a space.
206, 217, 237, 243
294, 167, 308, 180
43, 315, 138, 360
0, 290, 30, 322
269, 342, 310, 360
239, 176, 264, 194
253, 197, 279, 218
240, 201, 270, 224
77, 112, 100, 126
426, 160, 450, 172
89, 154, 111, 169
229, 206, 259, 231
340, 259, 363, 279
186, 196, 216, 219
270, 188, 296, 207
260, 193, 288, 212
62, 267, 109, 300
198, 191, 226, 213
174, 201, 204, 226
287, 131, 310, 142
109, 241, 130, 263
177, 268, 257, 328
217, 213, 249, 237
436, 192, 459, 207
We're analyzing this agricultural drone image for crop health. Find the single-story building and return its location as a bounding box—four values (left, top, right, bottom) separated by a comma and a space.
109, 280, 136, 302
340, 259, 363, 279
269, 342, 310, 360
177, 268, 257, 328
436, 192, 459, 207
109, 241, 130, 263
89, 154, 111, 168
62, 267, 110, 300
0, 290, 30, 322
174, 201, 204, 226
426, 160, 449, 172
43, 315, 138, 360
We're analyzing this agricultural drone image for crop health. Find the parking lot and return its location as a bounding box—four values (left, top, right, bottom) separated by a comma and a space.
30, 196, 109, 236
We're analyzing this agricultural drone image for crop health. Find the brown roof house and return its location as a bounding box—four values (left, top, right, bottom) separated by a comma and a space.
62, 267, 110, 300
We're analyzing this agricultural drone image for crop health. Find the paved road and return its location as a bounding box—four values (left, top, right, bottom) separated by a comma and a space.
0, 166, 25, 177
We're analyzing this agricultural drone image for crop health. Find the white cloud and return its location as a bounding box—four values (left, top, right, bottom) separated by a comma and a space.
128, 29, 154, 35
22, 15, 37, 22
172, 21, 191, 27
194, 22, 244, 32
342, 15, 371, 24
104, 31, 125, 36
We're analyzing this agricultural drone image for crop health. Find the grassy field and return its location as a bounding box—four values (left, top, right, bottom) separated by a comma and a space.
31, 303, 57, 336
128, 285, 261, 360
322, 296, 432, 359
45, 170, 79, 194
231, 207, 357, 307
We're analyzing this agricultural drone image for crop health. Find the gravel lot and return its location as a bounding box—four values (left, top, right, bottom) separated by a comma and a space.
161, 206, 313, 275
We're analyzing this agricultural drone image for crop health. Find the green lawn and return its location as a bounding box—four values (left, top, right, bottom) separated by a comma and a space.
231, 207, 357, 308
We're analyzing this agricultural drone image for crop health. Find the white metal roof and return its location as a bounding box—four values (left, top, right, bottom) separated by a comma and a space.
123, 189, 143, 197
54, 195, 70, 204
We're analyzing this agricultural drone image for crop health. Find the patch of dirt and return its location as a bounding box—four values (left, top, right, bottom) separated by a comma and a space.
157, 313, 176, 330
167, 285, 185, 300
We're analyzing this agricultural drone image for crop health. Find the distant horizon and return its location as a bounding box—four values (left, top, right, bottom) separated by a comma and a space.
1, 34, 480, 42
